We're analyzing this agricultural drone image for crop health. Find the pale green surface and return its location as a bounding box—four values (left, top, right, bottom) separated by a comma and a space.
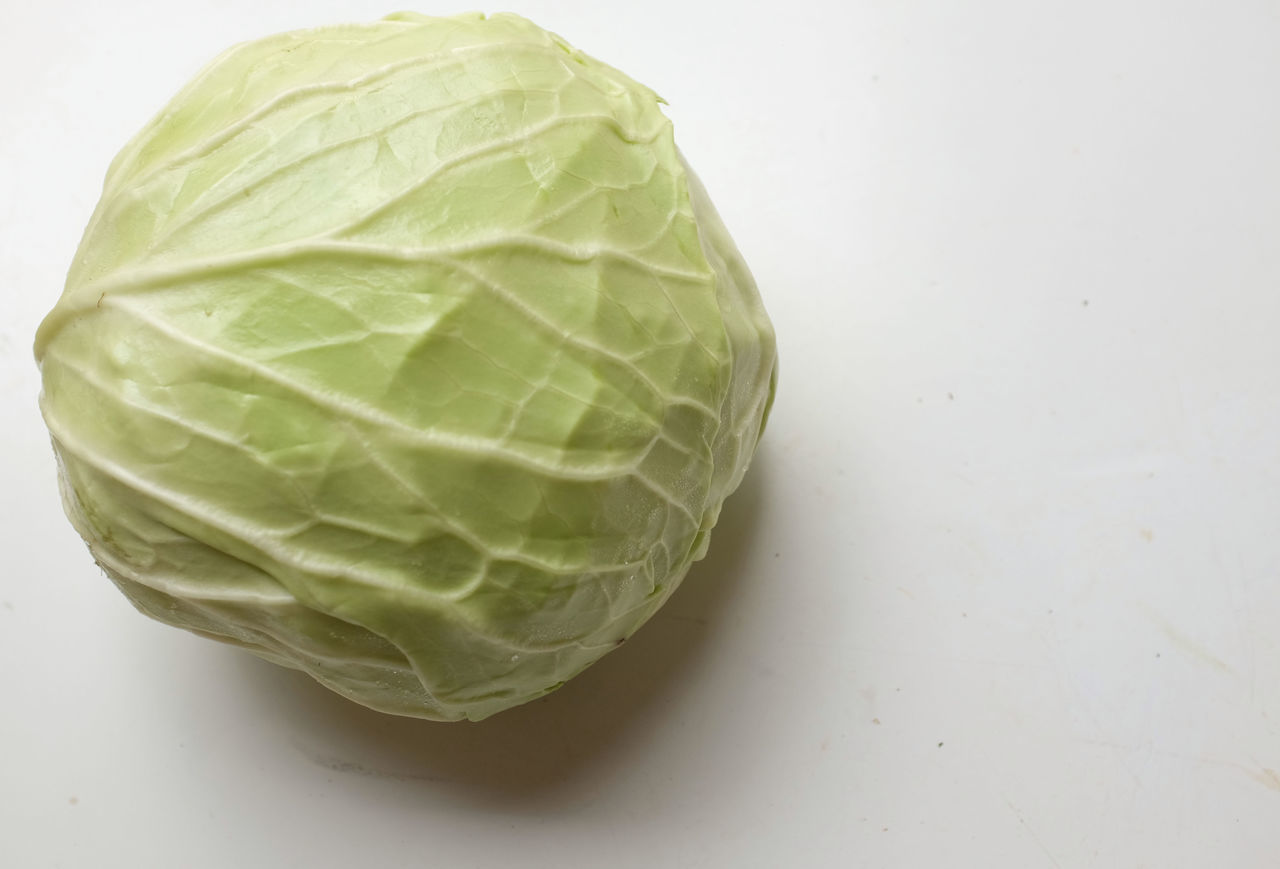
35, 11, 776, 721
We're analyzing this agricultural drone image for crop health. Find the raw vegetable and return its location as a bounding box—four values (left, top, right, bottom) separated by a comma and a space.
34, 12, 777, 721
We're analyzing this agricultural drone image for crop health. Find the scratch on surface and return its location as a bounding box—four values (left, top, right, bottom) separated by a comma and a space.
1139, 604, 1232, 674
1204, 758, 1280, 794
1081, 743, 1280, 794
292, 740, 446, 783
658, 612, 710, 627
1003, 798, 1062, 868
1251, 768, 1280, 792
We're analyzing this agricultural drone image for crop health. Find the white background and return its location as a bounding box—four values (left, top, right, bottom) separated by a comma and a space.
3, 1, 1279, 866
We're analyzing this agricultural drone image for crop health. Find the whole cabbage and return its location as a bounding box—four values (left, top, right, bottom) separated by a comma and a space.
34, 12, 777, 721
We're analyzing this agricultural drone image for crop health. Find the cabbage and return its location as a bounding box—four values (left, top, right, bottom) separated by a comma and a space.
33, 12, 777, 721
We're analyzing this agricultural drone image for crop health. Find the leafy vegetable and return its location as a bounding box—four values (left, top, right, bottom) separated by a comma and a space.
34, 12, 777, 721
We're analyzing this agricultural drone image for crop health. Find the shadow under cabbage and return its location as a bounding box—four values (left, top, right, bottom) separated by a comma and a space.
232, 447, 772, 802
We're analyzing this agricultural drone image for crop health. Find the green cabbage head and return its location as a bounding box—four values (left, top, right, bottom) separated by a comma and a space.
34, 12, 777, 721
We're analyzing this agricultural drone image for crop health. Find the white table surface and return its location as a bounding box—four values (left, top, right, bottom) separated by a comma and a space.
3, 2, 1278, 866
